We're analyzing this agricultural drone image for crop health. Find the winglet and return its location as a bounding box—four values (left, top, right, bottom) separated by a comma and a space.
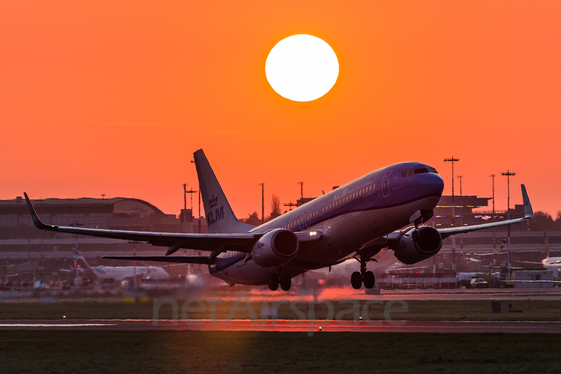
23, 193, 52, 230
521, 184, 533, 219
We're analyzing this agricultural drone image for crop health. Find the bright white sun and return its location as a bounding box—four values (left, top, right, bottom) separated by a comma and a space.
265, 34, 339, 102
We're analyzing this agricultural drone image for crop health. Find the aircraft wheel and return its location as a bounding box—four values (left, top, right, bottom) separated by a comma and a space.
280, 274, 292, 291
351, 271, 363, 289
268, 273, 279, 291
363, 271, 375, 289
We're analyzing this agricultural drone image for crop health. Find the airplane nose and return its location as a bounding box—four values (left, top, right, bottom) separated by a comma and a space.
424, 172, 444, 196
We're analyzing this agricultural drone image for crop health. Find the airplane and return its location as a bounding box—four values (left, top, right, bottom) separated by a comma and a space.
24, 149, 533, 291
72, 248, 169, 283
542, 232, 561, 270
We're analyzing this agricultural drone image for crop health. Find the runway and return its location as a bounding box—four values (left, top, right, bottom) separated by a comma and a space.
2, 319, 561, 333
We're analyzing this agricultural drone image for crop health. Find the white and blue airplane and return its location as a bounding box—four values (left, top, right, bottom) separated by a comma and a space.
24, 149, 533, 291
72, 248, 169, 283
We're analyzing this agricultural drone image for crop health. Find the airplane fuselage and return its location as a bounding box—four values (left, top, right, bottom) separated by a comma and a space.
542, 258, 561, 269
209, 161, 444, 286
79, 265, 169, 282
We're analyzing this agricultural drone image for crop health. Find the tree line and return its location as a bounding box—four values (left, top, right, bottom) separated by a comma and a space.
240, 194, 282, 225
528, 211, 561, 232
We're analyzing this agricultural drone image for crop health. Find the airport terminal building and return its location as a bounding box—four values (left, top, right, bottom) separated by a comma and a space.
0, 196, 207, 279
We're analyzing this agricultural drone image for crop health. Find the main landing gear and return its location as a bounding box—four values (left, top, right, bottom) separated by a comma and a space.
268, 272, 292, 291
351, 256, 375, 289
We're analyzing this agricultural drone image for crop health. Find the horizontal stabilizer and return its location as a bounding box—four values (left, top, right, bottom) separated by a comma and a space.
103, 256, 212, 265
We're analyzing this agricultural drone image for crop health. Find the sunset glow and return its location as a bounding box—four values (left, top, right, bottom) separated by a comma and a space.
1, 1, 560, 219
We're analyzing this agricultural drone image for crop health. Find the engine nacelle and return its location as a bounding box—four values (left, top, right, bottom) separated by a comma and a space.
252, 229, 299, 267
394, 226, 442, 264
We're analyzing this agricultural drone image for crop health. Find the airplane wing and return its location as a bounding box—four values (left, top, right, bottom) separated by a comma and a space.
437, 184, 532, 239
24, 193, 258, 253
24, 193, 324, 255
358, 184, 533, 256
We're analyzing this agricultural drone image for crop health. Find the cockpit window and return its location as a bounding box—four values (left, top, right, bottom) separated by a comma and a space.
414, 167, 438, 174
401, 170, 414, 178
401, 167, 438, 178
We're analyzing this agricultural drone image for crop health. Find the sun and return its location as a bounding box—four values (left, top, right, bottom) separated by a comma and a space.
265, 34, 339, 102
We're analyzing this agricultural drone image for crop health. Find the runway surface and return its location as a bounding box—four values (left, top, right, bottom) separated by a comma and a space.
5, 288, 561, 303
2, 319, 561, 333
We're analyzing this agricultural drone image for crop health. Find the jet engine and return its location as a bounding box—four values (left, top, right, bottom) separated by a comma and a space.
252, 229, 299, 267
393, 226, 442, 264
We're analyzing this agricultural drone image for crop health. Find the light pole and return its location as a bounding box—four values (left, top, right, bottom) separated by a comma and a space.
133, 242, 137, 290
457, 175, 463, 254
444, 157, 459, 269
183, 183, 187, 210
190, 159, 202, 233
502, 170, 516, 278
258, 183, 265, 224
490, 174, 496, 263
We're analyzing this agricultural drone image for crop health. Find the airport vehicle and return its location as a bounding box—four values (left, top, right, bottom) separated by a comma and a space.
73, 248, 169, 283
24, 149, 533, 291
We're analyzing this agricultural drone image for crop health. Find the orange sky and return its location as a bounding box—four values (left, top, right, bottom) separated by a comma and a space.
1, 1, 560, 219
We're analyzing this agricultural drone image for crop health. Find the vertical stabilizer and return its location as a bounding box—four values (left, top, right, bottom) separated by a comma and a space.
73, 248, 97, 279
194, 149, 255, 233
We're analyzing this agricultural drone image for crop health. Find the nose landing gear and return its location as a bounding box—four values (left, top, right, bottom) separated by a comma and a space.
351, 255, 376, 289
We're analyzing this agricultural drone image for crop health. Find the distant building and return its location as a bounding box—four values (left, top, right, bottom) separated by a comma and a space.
431, 195, 527, 230
0, 196, 207, 257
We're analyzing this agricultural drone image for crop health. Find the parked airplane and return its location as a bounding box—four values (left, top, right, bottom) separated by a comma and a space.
72, 248, 169, 282
542, 232, 561, 269
24, 149, 533, 291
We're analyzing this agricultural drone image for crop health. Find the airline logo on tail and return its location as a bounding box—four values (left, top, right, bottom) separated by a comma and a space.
207, 206, 225, 227
207, 194, 225, 226
209, 195, 218, 208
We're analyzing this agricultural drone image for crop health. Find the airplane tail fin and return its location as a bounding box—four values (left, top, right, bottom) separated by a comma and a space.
521, 184, 533, 219
73, 248, 97, 279
194, 149, 255, 233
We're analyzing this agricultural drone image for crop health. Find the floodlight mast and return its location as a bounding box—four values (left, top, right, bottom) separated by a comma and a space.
502, 170, 516, 278
258, 183, 265, 224
457, 175, 464, 253
490, 174, 496, 263
444, 157, 460, 269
